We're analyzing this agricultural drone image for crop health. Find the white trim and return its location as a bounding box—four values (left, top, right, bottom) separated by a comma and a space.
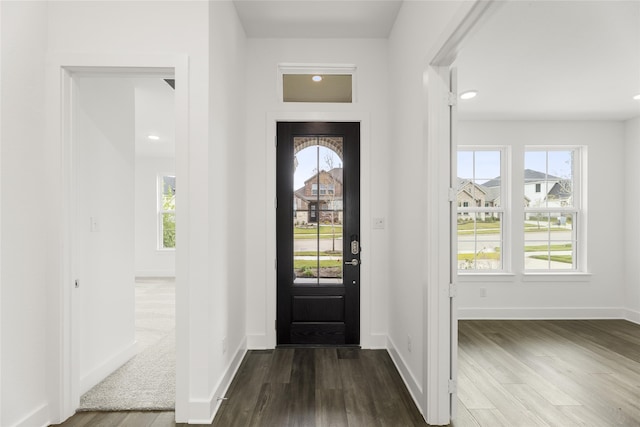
623, 309, 640, 325
423, 65, 453, 426
9, 403, 50, 427
387, 336, 425, 419
188, 337, 247, 424
423, 2, 501, 424
246, 334, 269, 349
134, 270, 176, 278
79, 341, 137, 395
46, 53, 189, 424
265, 111, 372, 349
458, 307, 628, 320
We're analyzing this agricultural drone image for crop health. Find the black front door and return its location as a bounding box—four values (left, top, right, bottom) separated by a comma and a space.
276, 122, 360, 345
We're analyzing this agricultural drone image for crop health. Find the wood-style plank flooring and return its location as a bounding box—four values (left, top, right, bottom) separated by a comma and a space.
454, 320, 640, 427
54, 320, 640, 427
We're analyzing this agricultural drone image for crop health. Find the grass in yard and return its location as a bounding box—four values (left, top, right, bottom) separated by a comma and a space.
529, 254, 573, 264
294, 259, 342, 269
524, 244, 572, 252
294, 251, 342, 256
294, 225, 343, 235
457, 252, 500, 261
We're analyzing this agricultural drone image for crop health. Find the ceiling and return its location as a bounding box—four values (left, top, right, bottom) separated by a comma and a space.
134, 78, 175, 158
455, 1, 640, 121
233, 0, 402, 38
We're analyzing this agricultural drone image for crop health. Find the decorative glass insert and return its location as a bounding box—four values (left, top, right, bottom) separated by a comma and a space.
293, 137, 344, 285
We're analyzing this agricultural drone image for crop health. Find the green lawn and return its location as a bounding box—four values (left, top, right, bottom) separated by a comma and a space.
294, 251, 342, 256
524, 244, 572, 252
294, 225, 343, 235
457, 253, 500, 261
529, 254, 573, 264
294, 259, 342, 269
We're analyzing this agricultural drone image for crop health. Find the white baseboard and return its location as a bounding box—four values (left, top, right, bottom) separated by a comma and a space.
135, 271, 175, 278
457, 307, 628, 320
10, 402, 49, 427
386, 336, 424, 416
246, 333, 270, 349
79, 341, 137, 395
624, 308, 640, 325
188, 337, 247, 424
363, 333, 387, 349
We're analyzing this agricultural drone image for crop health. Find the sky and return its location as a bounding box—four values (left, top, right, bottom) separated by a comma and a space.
458, 149, 573, 182
294, 145, 342, 189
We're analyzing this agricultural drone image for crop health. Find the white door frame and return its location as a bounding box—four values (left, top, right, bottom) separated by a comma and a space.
45, 54, 189, 423
422, 1, 499, 424
263, 111, 377, 349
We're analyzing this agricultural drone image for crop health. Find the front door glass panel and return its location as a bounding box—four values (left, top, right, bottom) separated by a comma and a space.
293, 137, 344, 285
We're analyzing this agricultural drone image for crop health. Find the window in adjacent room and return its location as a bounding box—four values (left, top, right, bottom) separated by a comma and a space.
159, 175, 176, 250
457, 149, 505, 271
524, 148, 580, 271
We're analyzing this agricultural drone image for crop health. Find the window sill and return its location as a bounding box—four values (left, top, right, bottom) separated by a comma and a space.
156, 248, 176, 253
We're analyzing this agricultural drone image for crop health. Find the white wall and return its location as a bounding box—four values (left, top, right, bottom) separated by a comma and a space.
207, 0, 248, 410
457, 120, 626, 319
135, 156, 175, 277
243, 38, 391, 349
0, 2, 49, 426
387, 0, 470, 416
75, 77, 136, 393
625, 116, 640, 323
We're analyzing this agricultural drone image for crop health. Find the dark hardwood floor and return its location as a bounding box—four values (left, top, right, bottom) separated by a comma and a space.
54, 320, 640, 427
209, 348, 426, 427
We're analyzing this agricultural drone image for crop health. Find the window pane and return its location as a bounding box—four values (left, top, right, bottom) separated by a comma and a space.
525, 150, 573, 208
524, 213, 575, 270
293, 138, 343, 285
161, 213, 176, 249
458, 212, 502, 270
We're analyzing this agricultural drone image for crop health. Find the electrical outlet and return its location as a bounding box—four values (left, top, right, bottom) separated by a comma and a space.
407, 335, 412, 353
480, 287, 487, 298
222, 337, 227, 354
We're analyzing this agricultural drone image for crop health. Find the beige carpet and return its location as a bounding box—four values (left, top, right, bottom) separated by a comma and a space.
79, 278, 175, 411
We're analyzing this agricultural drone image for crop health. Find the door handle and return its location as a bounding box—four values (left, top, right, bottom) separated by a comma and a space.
345, 259, 359, 266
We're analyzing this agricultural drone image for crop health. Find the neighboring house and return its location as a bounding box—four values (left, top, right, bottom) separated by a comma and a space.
520, 169, 566, 208
458, 174, 535, 219
294, 168, 343, 224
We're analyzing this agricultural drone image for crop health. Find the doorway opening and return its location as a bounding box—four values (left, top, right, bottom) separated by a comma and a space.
71, 75, 176, 411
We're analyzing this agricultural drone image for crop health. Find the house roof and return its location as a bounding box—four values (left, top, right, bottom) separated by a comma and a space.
547, 181, 572, 199
303, 167, 343, 185
483, 169, 562, 188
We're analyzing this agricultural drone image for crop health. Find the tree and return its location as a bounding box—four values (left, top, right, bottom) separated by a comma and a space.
162, 185, 176, 248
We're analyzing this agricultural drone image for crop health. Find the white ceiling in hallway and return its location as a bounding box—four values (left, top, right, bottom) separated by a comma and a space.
233, 0, 403, 38
455, 1, 640, 121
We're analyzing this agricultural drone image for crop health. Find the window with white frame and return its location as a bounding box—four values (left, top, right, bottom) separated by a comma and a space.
159, 175, 176, 250
524, 148, 580, 271
457, 149, 505, 271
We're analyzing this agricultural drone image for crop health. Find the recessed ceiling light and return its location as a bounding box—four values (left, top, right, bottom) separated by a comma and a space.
148, 135, 160, 141
312, 75, 322, 82
460, 90, 478, 100
634, 94, 640, 101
